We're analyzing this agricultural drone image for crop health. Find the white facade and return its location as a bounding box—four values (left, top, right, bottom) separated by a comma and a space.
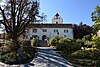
27, 28, 73, 40
26, 13, 73, 40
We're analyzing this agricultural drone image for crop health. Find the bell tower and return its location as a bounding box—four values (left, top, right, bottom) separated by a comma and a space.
52, 13, 63, 24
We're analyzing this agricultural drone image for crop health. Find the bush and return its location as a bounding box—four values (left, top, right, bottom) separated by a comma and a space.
82, 35, 92, 41
56, 38, 81, 54
56, 38, 71, 51
92, 35, 100, 49
71, 49, 100, 60
31, 38, 37, 47
48, 36, 62, 46
0, 42, 5, 47
0, 41, 36, 64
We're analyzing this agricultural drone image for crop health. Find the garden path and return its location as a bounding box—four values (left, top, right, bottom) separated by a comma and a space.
0, 47, 73, 67
29, 47, 73, 67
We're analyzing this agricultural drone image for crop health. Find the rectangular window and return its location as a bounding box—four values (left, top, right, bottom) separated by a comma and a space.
33, 29, 37, 33
54, 29, 58, 33
42, 29, 47, 32
64, 29, 68, 33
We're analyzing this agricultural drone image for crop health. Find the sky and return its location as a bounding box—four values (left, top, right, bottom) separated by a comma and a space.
39, 0, 100, 26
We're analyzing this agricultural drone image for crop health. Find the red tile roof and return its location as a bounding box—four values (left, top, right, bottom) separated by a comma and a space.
27, 24, 73, 28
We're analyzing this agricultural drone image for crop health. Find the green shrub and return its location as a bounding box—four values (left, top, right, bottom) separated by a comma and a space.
48, 36, 62, 46
23, 46, 36, 60
31, 38, 37, 47
0, 40, 36, 64
82, 35, 92, 41
71, 49, 100, 60
92, 35, 100, 49
0, 46, 36, 64
84, 41, 95, 48
56, 38, 71, 51
0, 42, 5, 47
71, 41, 81, 51
56, 38, 81, 54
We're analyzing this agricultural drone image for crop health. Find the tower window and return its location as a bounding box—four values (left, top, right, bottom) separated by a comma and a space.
56, 16, 58, 19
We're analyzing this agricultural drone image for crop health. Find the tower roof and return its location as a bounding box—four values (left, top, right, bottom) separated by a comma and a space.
55, 13, 60, 17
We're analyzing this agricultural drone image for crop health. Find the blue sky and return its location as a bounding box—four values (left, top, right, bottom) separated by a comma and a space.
39, 0, 100, 26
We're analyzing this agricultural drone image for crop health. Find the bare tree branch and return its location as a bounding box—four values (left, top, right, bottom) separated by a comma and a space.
0, 0, 40, 42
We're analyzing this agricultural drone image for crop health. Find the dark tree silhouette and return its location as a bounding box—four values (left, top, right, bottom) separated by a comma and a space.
73, 22, 93, 39
0, 0, 39, 47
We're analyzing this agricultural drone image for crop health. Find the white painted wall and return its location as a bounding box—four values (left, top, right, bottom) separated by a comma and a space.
27, 28, 73, 40
52, 16, 63, 24
52, 13, 63, 24
26, 13, 73, 40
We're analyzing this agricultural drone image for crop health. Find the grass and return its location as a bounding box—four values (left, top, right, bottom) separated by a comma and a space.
55, 50, 100, 67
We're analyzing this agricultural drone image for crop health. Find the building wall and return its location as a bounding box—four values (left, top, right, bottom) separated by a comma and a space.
52, 16, 63, 24
27, 28, 73, 40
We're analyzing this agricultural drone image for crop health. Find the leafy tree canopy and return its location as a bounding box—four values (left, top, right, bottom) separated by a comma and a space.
91, 5, 100, 31
73, 22, 93, 39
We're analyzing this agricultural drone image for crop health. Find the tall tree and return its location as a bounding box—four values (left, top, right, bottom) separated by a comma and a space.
73, 22, 93, 39
91, 5, 100, 31
0, 0, 39, 47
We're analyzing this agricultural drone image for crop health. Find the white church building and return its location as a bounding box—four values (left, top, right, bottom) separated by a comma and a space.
26, 13, 74, 40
